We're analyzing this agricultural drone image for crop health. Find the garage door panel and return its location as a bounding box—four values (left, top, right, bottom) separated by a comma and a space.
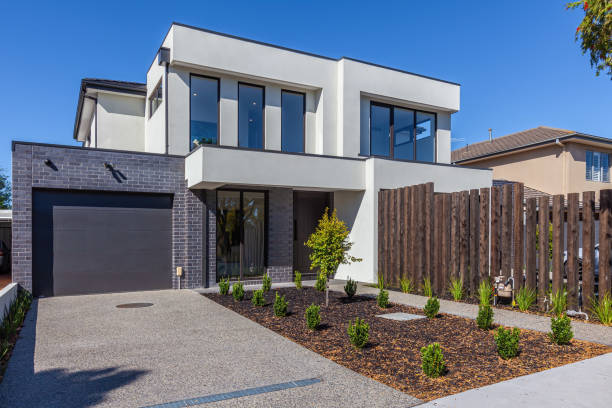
33, 190, 173, 297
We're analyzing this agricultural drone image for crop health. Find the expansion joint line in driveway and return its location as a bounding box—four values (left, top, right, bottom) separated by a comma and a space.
141, 378, 321, 408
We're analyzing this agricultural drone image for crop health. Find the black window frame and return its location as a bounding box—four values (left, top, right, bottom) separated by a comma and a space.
148, 80, 163, 119
238, 82, 266, 150
369, 101, 437, 163
189, 73, 220, 151
281, 89, 306, 153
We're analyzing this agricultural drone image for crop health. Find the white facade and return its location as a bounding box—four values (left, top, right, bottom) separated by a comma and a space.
73, 23, 492, 283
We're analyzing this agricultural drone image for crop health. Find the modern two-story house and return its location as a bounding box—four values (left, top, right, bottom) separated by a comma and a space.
12, 23, 492, 296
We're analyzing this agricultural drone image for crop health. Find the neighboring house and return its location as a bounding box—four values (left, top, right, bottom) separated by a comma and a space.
12, 23, 491, 297
452, 126, 612, 200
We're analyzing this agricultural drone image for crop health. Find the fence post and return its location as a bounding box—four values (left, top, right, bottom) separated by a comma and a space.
469, 189, 480, 295
378, 189, 384, 281
525, 197, 537, 291
513, 183, 524, 290
402, 187, 411, 285
599, 189, 612, 297
552, 194, 564, 295
415, 184, 425, 291
501, 184, 513, 279
442, 193, 452, 293
537, 196, 550, 309
433, 194, 443, 294
479, 188, 490, 286
566, 193, 579, 310
459, 190, 469, 291
582, 191, 595, 307
451, 192, 460, 280
490, 186, 501, 277
424, 183, 434, 286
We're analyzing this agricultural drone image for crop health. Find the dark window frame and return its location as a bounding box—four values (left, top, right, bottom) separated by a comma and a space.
369, 101, 438, 163
189, 73, 220, 151
148, 79, 163, 119
281, 89, 306, 153
215, 188, 269, 282
238, 82, 266, 150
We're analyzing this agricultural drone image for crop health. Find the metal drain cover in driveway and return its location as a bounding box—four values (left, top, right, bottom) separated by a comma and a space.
116, 302, 154, 309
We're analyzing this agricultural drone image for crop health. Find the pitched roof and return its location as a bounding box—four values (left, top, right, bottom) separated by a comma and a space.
451, 126, 575, 163
81, 78, 146, 95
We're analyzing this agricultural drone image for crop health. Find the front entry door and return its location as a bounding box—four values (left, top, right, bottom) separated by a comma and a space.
293, 191, 331, 278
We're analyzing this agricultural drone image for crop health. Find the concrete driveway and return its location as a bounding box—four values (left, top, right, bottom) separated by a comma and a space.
0, 290, 419, 408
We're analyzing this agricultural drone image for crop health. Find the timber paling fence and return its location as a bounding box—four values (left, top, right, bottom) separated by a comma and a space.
378, 182, 612, 310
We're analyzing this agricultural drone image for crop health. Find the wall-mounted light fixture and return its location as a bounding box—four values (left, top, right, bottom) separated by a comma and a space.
104, 162, 114, 170
44, 159, 58, 171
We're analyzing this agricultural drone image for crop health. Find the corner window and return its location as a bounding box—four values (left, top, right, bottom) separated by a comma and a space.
586, 151, 610, 182
281, 90, 305, 153
190, 75, 219, 150
149, 81, 162, 118
369, 102, 436, 162
238, 83, 264, 149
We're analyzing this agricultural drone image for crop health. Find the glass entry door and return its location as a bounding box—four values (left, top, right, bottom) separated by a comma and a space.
216, 190, 266, 281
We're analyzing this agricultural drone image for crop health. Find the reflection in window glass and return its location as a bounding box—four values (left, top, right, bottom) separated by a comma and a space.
393, 107, 415, 160
239, 84, 264, 149
216, 191, 240, 280
281, 91, 305, 153
416, 112, 436, 162
190, 76, 218, 150
370, 104, 390, 157
242, 192, 266, 276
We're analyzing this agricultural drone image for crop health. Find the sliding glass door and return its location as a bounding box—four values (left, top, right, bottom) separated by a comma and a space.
216, 190, 266, 281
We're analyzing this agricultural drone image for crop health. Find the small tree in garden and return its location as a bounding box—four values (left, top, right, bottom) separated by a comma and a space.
306, 208, 361, 306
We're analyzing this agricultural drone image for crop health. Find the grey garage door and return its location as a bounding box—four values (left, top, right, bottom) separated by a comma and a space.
32, 190, 173, 297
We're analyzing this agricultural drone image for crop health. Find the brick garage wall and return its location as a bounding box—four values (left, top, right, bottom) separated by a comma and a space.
11, 142, 204, 291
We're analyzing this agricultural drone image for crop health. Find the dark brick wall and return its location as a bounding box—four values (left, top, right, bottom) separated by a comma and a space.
11, 143, 204, 291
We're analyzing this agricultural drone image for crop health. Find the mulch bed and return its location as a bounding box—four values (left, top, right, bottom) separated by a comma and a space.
204, 288, 611, 401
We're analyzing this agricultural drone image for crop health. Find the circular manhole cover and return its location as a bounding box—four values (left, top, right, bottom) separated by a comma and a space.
116, 302, 154, 309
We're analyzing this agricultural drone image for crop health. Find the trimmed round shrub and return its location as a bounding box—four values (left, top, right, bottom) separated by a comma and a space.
495, 327, 520, 359
273, 292, 288, 317
232, 281, 245, 301
305, 303, 321, 330
251, 289, 265, 306
218, 277, 230, 295
550, 314, 573, 345
424, 297, 440, 319
347, 317, 369, 348
420, 342, 446, 378
262, 273, 272, 292
476, 305, 494, 329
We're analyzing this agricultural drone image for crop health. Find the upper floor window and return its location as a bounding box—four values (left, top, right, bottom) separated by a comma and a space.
369, 102, 436, 162
586, 150, 610, 182
238, 83, 264, 149
281, 90, 305, 153
190, 75, 219, 150
149, 81, 162, 118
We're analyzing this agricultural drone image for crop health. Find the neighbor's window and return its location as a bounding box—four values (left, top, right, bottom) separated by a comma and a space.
149, 81, 163, 118
238, 83, 264, 149
281, 90, 305, 153
586, 150, 610, 182
190, 75, 219, 150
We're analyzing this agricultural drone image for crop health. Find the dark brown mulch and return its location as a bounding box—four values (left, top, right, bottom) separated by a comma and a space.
204, 288, 611, 401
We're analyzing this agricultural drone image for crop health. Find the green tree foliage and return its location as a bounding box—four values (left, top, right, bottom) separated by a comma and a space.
0, 168, 11, 209
567, 0, 612, 78
535, 222, 553, 261
306, 208, 361, 306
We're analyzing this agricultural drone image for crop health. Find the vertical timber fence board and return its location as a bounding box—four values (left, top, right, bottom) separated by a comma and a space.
410, 186, 418, 285
513, 183, 524, 291
442, 193, 452, 293
582, 191, 595, 306
537, 196, 550, 308
525, 197, 537, 291
388, 189, 396, 286
566, 193, 579, 310
395, 188, 403, 287
552, 195, 564, 295
459, 191, 469, 290
378, 190, 384, 280
433, 194, 443, 294
416, 184, 426, 291
599, 189, 612, 297
490, 186, 501, 277
402, 187, 411, 285
424, 183, 434, 285
451, 192, 460, 279
479, 188, 490, 284
501, 184, 513, 279
469, 189, 480, 294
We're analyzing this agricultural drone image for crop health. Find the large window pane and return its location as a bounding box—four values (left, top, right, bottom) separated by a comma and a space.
281, 91, 305, 153
416, 112, 436, 162
216, 191, 241, 280
242, 192, 266, 276
371, 104, 390, 157
190, 76, 218, 150
393, 107, 415, 160
239, 84, 264, 149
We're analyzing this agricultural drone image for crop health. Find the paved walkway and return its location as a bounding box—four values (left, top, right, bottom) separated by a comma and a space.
328, 281, 612, 346
0, 289, 419, 408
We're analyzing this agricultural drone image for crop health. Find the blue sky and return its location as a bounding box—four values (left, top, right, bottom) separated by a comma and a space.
1, 0, 610, 180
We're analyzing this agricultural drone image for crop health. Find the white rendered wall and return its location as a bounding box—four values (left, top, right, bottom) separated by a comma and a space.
96, 93, 145, 151
145, 56, 166, 153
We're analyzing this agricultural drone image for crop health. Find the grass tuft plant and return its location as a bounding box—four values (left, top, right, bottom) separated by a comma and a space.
315, 273, 327, 292
476, 305, 494, 329
424, 297, 440, 319
251, 289, 265, 306
515, 287, 537, 312
294, 271, 302, 290
218, 277, 230, 295
400, 276, 414, 294
376, 274, 389, 308
232, 281, 245, 301
495, 327, 520, 359
420, 343, 446, 378
305, 304, 321, 330
449, 278, 463, 301
423, 277, 433, 297
477, 281, 493, 306
344, 277, 357, 298
262, 273, 272, 292
550, 289, 567, 316
273, 292, 288, 317
550, 314, 573, 345
589, 293, 612, 326
347, 317, 369, 348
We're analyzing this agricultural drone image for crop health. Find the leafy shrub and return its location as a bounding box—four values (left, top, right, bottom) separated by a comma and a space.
550, 314, 573, 345
423, 277, 433, 297
424, 297, 440, 319
516, 287, 537, 312
377, 288, 389, 309
251, 289, 265, 306
273, 292, 288, 317
590, 293, 612, 325
347, 317, 369, 348
420, 343, 446, 378
0, 291, 32, 360
218, 277, 230, 295
344, 277, 357, 298
477, 281, 493, 306
550, 289, 567, 316
294, 271, 302, 290
494, 327, 520, 359
305, 304, 321, 330
476, 305, 494, 329
232, 281, 245, 301
262, 273, 272, 292
315, 273, 327, 292
400, 276, 414, 294
449, 278, 463, 301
